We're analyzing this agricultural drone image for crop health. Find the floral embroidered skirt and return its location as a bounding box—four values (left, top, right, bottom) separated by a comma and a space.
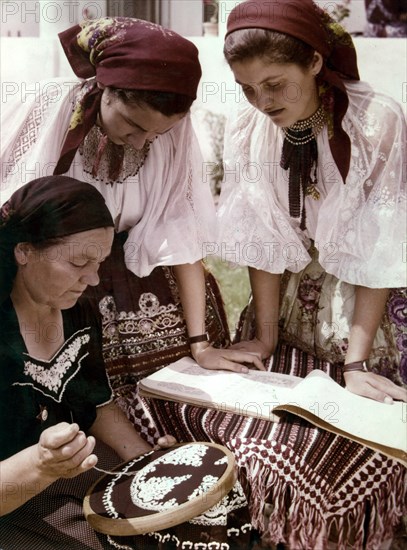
272, 245, 406, 387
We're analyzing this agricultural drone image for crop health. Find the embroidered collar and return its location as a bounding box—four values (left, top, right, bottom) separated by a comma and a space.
1, 298, 92, 402
13, 328, 91, 402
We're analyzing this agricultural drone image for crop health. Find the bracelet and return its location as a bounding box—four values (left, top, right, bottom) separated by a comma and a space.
343, 360, 368, 373
188, 333, 209, 344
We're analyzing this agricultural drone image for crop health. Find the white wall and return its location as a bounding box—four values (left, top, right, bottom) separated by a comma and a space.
165, 0, 203, 37
2, 33, 405, 108
0, 0, 108, 37
1, 1, 405, 109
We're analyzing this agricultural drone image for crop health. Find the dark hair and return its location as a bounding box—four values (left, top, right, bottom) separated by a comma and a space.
110, 88, 194, 117
224, 29, 315, 69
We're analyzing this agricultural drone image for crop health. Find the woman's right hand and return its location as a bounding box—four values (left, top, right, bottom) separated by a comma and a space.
34, 422, 98, 480
192, 342, 265, 373
230, 337, 274, 361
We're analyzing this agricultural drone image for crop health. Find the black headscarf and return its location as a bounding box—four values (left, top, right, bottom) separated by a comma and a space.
0, 176, 114, 303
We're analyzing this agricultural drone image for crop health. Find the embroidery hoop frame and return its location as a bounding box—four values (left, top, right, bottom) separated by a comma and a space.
83, 442, 237, 535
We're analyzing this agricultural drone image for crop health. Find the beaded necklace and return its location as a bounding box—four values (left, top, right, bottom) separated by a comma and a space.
280, 105, 327, 229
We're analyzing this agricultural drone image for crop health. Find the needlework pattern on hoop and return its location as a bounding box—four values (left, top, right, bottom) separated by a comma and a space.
90, 443, 248, 531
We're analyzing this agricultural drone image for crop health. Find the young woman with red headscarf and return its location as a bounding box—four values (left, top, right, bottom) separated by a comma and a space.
219, 0, 406, 404
203, 0, 406, 547
1, 18, 264, 439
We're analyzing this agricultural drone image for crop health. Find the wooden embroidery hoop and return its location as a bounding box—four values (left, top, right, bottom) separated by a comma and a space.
84, 442, 237, 536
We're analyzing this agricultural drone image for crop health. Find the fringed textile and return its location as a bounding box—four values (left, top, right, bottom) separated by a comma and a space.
141, 343, 407, 549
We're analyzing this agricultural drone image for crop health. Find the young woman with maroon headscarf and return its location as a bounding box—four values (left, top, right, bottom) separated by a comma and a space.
219, 0, 406, 403
1, 18, 264, 446
203, 0, 406, 547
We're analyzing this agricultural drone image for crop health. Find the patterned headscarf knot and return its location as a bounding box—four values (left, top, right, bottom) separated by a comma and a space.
54, 17, 202, 175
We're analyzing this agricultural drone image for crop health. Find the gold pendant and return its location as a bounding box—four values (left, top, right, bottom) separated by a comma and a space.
305, 184, 320, 201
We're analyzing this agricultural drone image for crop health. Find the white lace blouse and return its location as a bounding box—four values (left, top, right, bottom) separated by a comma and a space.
217, 80, 406, 288
1, 78, 216, 277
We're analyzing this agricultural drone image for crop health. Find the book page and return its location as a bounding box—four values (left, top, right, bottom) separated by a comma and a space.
139, 356, 303, 421
278, 370, 407, 459
139, 358, 406, 463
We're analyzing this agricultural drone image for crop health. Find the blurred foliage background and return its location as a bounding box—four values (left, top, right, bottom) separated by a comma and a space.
205, 256, 251, 339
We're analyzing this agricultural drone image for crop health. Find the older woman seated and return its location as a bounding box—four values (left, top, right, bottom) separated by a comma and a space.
0, 176, 177, 549
0, 175, 252, 550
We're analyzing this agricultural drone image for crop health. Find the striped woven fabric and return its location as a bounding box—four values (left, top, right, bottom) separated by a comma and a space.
141, 343, 406, 550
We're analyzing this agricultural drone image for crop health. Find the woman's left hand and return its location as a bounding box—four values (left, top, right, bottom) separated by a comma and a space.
344, 371, 407, 403
191, 343, 265, 373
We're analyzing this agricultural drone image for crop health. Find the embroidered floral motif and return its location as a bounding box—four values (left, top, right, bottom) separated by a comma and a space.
78, 17, 128, 59
358, 110, 381, 137
189, 481, 249, 527
131, 474, 191, 510
372, 185, 395, 209
387, 290, 407, 383
13, 331, 91, 402
158, 444, 207, 467
297, 273, 325, 320
77, 17, 176, 63
99, 294, 183, 356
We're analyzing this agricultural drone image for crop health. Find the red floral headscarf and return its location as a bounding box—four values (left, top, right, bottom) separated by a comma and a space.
226, 0, 360, 183
55, 17, 202, 175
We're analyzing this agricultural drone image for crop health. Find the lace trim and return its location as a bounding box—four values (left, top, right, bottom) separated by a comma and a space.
79, 125, 152, 184
5, 93, 54, 178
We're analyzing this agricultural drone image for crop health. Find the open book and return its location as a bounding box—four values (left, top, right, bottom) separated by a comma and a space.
139, 357, 407, 466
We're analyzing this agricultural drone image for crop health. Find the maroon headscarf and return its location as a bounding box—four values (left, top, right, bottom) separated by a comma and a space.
55, 17, 202, 175
226, 0, 360, 183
